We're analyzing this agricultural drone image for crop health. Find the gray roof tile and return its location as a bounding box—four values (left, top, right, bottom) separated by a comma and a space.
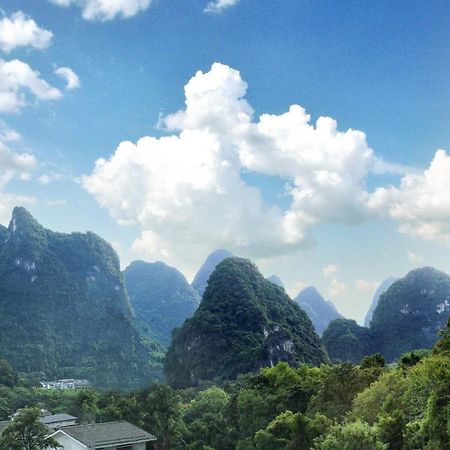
60, 421, 156, 448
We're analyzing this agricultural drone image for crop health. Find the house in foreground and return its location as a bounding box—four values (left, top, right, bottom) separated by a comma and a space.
48, 421, 156, 450
41, 413, 78, 429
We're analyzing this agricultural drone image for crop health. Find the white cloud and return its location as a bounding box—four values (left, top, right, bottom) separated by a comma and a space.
55, 67, 80, 90
0, 139, 37, 224
48, 0, 152, 21
323, 264, 347, 298
45, 198, 67, 206
355, 278, 379, 292
82, 62, 449, 270
323, 264, 339, 278
374, 150, 450, 244
0, 121, 21, 142
204, 0, 241, 14
0, 11, 53, 53
407, 250, 423, 264
0, 58, 61, 113
0, 141, 37, 174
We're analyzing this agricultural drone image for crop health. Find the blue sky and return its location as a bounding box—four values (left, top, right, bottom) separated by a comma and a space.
1, 0, 450, 321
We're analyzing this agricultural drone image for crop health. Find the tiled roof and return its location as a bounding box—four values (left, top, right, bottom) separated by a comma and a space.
60, 421, 156, 448
41, 413, 77, 424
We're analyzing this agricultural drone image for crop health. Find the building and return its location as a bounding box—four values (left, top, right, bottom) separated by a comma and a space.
48, 421, 156, 450
40, 379, 92, 390
41, 413, 78, 429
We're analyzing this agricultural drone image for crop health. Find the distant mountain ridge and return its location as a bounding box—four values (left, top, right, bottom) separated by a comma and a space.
165, 257, 327, 388
0, 207, 161, 388
364, 277, 397, 327
323, 267, 450, 363
294, 286, 342, 335
124, 260, 200, 347
191, 249, 233, 296
267, 275, 284, 288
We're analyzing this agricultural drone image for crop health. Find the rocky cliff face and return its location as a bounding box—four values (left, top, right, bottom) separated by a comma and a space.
323, 267, 450, 363
370, 267, 450, 361
165, 257, 327, 388
0, 207, 161, 388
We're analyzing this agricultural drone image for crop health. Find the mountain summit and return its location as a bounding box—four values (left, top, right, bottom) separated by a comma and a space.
165, 257, 327, 388
294, 286, 342, 335
124, 260, 200, 347
0, 207, 159, 388
191, 249, 233, 296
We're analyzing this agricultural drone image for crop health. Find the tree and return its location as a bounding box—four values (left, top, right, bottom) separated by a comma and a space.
0, 407, 60, 450
139, 384, 184, 450
314, 421, 387, 450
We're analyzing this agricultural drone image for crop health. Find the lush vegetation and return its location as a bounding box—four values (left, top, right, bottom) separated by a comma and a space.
0, 207, 163, 389
294, 287, 342, 336
165, 257, 327, 388
371, 267, 450, 361
323, 267, 450, 363
1, 318, 448, 449
322, 318, 374, 363
0, 407, 60, 450
364, 277, 397, 327
124, 260, 200, 347
190, 249, 233, 296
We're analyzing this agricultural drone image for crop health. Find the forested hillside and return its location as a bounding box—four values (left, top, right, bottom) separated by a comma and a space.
323, 267, 450, 363
165, 257, 327, 388
124, 260, 200, 347
1, 318, 448, 449
0, 208, 162, 389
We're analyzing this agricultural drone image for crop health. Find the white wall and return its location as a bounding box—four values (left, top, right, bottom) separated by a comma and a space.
51, 433, 87, 450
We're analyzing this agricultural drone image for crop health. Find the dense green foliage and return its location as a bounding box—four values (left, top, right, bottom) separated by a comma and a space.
324, 267, 450, 363
124, 260, 200, 347
191, 249, 233, 296
364, 277, 397, 327
0, 319, 448, 449
294, 287, 342, 335
0, 407, 60, 450
371, 267, 450, 361
165, 258, 327, 388
322, 318, 374, 363
0, 207, 162, 389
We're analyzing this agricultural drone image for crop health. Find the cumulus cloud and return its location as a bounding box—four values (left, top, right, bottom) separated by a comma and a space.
407, 251, 423, 264
82, 62, 449, 268
0, 11, 53, 53
373, 150, 450, 243
0, 58, 61, 113
48, 0, 152, 21
55, 67, 80, 90
355, 278, 379, 292
0, 139, 37, 224
204, 0, 241, 14
323, 264, 347, 298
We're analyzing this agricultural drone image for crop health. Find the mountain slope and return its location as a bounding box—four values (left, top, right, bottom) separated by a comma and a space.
0, 207, 161, 389
322, 318, 374, 363
370, 267, 450, 361
294, 287, 342, 335
364, 277, 397, 327
191, 249, 233, 296
165, 257, 327, 388
124, 260, 200, 347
